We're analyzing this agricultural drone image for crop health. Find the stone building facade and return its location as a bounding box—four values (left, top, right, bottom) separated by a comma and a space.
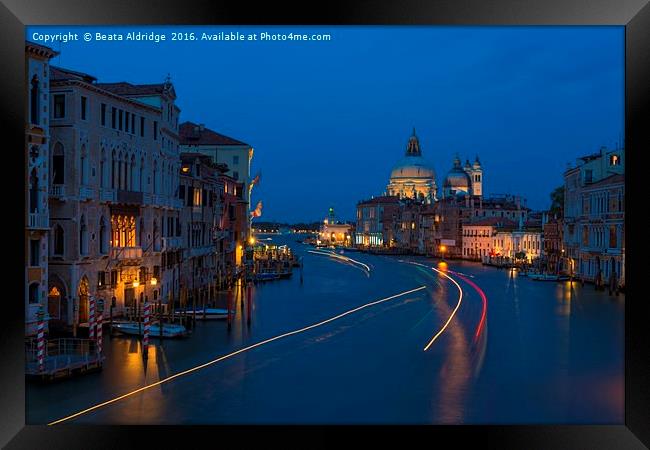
46, 66, 182, 332
25, 42, 58, 336
563, 147, 625, 287
355, 196, 400, 248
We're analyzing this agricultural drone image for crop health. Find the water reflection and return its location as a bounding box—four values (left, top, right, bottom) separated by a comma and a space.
431, 273, 471, 424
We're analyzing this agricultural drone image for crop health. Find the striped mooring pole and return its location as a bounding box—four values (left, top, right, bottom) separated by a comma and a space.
89, 295, 96, 340
142, 300, 150, 356
36, 306, 45, 373
96, 300, 104, 356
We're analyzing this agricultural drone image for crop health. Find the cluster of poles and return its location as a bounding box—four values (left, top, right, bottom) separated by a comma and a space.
35, 295, 106, 373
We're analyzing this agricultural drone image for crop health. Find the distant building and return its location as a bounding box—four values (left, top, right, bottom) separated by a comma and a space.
563, 146, 624, 287
543, 215, 563, 273
463, 217, 541, 263
355, 196, 400, 248
461, 217, 515, 261
319, 207, 352, 246
396, 201, 430, 254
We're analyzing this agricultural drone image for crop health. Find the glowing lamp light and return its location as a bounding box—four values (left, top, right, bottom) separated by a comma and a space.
150, 277, 157, 286
132, 280, 140, 288
249, 237, 256, 245
440, 245, 447, 253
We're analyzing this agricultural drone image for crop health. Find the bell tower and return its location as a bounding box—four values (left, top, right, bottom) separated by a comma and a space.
471, 155, 483, 197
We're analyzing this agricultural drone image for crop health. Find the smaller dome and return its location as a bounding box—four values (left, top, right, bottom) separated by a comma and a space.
444, 155, 471, 189
444, 170, 471, 189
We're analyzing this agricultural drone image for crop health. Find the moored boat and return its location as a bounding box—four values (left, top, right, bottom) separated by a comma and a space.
111, 321, 189, 338
173, 308, 230, 320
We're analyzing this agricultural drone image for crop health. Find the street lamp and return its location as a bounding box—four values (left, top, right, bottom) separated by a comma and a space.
439, 244, 447, 261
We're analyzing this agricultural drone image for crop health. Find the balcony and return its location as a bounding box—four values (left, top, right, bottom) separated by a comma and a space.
143, 193, 153, 205
79, 186, 94, 201
100, 188, 116, 203
117, 190, 143, 205
49, 185, 66, 199
190, 244, 215, 257
28, 212, 49, 230
110, 246, 143, 260
161, 236, 182, 251
153, 194, 166, 207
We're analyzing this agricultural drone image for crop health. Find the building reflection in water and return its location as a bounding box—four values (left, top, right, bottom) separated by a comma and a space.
431, 273, 471, 424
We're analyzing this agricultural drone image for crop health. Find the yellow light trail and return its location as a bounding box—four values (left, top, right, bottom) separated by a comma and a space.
48, 285, 426, 426
397, 260, 464, 352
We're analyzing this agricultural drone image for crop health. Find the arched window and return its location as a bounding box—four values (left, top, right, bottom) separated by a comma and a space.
139, 218, 145, 247
29, 168, 39, 213
111, 150, 117, 189
52, 142, 65, 185
53, 224, 64, 255
139, 157, 145, 192
118, 151, 124, 190
100, 148, 106, 188
79, 215, 88, 255
80, 144, 89, 185
29, 283, 40, 304
99, 216, 108, 254
130, 154, 136, 191
30, 75, 39, 125
153, 160, 158, 194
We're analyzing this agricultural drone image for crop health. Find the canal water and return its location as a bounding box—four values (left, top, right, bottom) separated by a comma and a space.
27, 234, 624, 424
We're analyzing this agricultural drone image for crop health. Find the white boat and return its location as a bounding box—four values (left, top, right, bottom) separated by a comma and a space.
173, 308, 230, 320
529, 273, 570, 282
111, 321, 189, 338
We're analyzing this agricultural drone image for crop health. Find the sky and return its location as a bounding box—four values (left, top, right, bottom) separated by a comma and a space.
27, 26, 624, 223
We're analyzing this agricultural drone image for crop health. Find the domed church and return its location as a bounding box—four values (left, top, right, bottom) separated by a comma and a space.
442, 154, 483, 198
386, 129, 437, 204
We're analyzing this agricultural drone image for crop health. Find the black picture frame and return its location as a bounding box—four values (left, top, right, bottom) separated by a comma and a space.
2, 0, 648, 448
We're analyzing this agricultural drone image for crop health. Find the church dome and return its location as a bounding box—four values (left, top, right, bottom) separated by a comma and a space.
390, 156, 436, 180
389, 128, 436, 180
444, 155, 471, 190
386, 128, 437, 203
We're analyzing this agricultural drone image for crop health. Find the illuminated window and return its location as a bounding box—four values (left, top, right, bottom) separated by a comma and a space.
610, 154, 620, 166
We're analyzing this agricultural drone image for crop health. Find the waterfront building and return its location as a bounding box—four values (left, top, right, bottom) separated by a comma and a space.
25, 42, 58, 336
216, 168, 247, 275
179, 121, 253, 202
461, 217, 514, 261
543, 215, 563, 273
418, 210, 438, 255
47, 65, 182, 332
396, 201, 431, 254
563, 146, 624, 287
386, 129, 437, 203
462, 217, 542, 263
355, 196, 400, 248
319, 207, 352, 246
178, 153, 221, 308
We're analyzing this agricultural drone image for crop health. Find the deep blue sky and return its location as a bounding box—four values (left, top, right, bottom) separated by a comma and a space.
27, 26, 624, 223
